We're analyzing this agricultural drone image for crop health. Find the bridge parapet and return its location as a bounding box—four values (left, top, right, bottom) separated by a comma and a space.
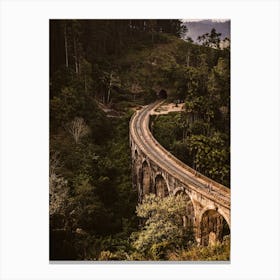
129, 101, 231, 245
149, 102, 230, 193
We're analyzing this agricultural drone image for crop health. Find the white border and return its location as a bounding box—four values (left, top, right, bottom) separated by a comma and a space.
1, 0, 279, 279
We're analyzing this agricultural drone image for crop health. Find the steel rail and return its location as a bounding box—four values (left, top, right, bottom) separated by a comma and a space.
130, 101, 230, 209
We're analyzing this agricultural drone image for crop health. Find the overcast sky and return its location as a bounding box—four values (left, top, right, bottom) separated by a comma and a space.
184, 19, 230, 22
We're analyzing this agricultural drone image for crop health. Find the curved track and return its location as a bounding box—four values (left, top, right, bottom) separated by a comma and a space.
130, 101, 230, 209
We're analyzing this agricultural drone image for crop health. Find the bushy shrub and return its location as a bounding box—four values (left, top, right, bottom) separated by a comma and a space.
131, 194, 192, 260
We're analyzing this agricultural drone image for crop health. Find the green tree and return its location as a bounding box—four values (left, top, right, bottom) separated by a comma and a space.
197, 28, 222, 49
131, 194, 193, 260
168, 236, 230, 261
208, 57, 230, 108
186, 133, 230, 186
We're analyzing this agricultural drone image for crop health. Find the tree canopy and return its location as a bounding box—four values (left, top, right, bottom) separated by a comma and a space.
49, 19, 230, 260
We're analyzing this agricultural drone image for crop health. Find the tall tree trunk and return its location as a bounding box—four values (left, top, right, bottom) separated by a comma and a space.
107, 72, 113, 104
73, 36, 79, 74
186, 51, 190, 67
64, 23, 68, 68
84, 74, 87, 94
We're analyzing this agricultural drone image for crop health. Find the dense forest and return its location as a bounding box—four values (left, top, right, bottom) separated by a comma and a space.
50, 20, 230, 260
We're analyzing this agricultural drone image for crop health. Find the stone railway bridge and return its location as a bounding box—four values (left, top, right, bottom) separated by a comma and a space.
129, 101, 230, 246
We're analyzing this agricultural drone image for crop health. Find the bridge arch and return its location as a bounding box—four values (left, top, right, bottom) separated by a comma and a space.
141, 160, 152, 196
132, 149, 140, 192
154, 174, 169, 198
198, 205, 230, 230
199, 207, 230, 246
134, 149, 139, 161
153, 172, 170, 191
173, 187, 195, 238
130, 101, 230, 247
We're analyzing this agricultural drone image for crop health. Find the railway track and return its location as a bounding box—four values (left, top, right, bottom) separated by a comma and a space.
130, 101, 230, 209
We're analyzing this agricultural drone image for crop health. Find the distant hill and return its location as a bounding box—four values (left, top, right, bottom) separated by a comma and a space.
183, 20, 230, 43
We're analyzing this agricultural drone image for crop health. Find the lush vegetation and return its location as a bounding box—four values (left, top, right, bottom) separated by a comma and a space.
151, 43, 230, 186
98, 194, 229, 261
151, 110, 230, 187
50, 20, 230, 260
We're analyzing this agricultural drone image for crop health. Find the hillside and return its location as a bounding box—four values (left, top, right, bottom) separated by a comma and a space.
110, 35, 229, 106
49, 20, 230, 261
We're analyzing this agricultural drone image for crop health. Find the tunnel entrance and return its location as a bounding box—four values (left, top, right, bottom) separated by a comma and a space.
200, 210, 230, 246
158, 89, 167, 99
